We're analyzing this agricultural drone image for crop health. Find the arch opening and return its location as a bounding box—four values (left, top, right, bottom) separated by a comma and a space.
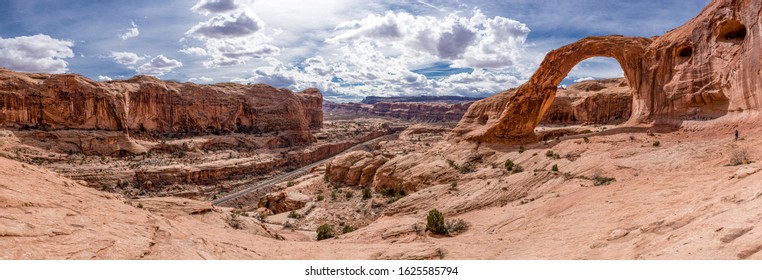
543, 57, 633, 126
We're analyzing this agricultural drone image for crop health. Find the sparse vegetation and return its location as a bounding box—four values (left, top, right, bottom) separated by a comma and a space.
362, 186, 372, 200
446, 219, 470, 235
436, 248, 447, 259
653, 141, 661, 147
447, 159, 476, 174
426, 209, 448, 235
316, 224, 334, 240
449, 181, 458, 191
592, 176, 616, 186
226, 212, 244, 229
136, 202, 143, 209
545, 150, 561, 159
729, 147, 753, 166
583, 137, 590, 143
287, 211, 303, 219
582, 129, 592, 134
447, 159, 457, 169
342, 225, 356, 234
513, 164, 524, 173
287, 180, 297, 187
458, 163, 476, 174
518, 145, 525, 153
552, 164, 559, 172
504, 159, 514, 171
345, 191, 354, 199
316, 195, 324, 202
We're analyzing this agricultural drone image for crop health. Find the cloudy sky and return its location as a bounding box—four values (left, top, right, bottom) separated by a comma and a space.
0, 0, 710, 102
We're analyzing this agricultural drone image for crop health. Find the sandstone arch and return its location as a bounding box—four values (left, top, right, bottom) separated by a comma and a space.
449, 36, 652, 143
451, 0, 762, 144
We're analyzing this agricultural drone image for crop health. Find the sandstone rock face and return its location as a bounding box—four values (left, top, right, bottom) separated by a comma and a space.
257, 191, 310, 214
372, 152, 460, 194
542, 78, 632, 124
451, 0, 762, 143
0, 69, 321, 146
297, 88, 324, 129
325, 151, 387, 187
324, 101, 473, 122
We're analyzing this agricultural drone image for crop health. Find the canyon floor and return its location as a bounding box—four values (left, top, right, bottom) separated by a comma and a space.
3, 115, 762, 259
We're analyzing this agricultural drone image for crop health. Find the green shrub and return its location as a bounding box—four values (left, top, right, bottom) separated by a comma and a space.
551, 164, 559, 172
426, 209, 448, 235
362, 187, 372, 200
316, 224, 334, 240
545, 150, 560, 159
653, 141, 661, 147
504, 159, 514, 171
287, 211, 303, 219
583, 137, 590, 143
345, 191, 353, 199
449, 181, 458, 190
342, 225, 356, 234
518, 145, 525, 154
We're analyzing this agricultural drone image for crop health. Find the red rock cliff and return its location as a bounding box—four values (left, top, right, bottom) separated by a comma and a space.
0, 69, 322, 145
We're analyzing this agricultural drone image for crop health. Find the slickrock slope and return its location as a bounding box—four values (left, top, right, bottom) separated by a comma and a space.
451, 0, 762, 143
0, 69, 320, 146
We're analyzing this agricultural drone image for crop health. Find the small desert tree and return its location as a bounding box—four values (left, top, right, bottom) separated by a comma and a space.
316, 224, 334, 240
426, 209, 448, 235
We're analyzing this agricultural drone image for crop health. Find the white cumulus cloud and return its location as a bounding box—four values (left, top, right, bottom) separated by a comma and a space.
97, 75, 113, 81
120, 21, 140, 40
137, 55, 183, 76
179, 47, 208, 56
189, 76, 214, 83
192, 0, 238, 15
328, 9, 530, 69
111, 51, 144, 65
0, 34, 74, 74
573, 76, 595, 83
184, 0, 279, 67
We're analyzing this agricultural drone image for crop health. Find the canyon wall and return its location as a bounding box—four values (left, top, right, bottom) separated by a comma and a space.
0, 69, 322, 146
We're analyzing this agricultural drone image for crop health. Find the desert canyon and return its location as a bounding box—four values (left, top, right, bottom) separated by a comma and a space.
2, 0, 762, 260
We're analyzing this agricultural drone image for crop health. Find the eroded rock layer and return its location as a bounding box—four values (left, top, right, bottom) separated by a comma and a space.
451, 0, 762, 143
0, 69, 321, 145
325, 101, 473, 123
